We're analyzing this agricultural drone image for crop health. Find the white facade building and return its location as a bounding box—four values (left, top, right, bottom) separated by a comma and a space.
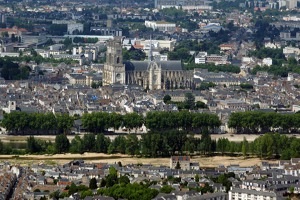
195, 52, 207, 64
286, 0, 297, 9
262, 58, 272, 66
67, 23, 84, 34
229, 188, 278, 200
283, 46, 300, 55
136, 39, 176, 51
145, 21, 176, 32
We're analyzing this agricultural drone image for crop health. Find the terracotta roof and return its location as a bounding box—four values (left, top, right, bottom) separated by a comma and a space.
171, 156, 190, 162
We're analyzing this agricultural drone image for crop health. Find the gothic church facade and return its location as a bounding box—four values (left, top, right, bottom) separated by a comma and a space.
103, 37, 193, 90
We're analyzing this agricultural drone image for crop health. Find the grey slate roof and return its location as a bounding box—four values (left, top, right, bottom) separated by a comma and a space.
124, 61, 183, 71
187, 192, 227, 200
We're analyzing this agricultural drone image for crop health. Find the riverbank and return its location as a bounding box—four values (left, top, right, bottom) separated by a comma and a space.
0, 153, 273, 167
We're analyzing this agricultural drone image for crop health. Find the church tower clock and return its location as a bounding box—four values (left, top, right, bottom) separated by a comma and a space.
103, 37, 125, 85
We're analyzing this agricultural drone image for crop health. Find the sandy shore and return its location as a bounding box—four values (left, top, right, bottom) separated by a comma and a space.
0, 153, 273, 168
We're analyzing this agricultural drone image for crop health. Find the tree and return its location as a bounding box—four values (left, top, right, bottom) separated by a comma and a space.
227, 21, 235, 31
56, 114, 74, 134
242, 137, 248, 158
0, 140, 3, 154
175, 161, 181, 169
80, 190, 93, 199
97, 183, 159, 200
119, 175, 130, 185
89, 178, 97, 189
82, 134, 95, 152
163, 95, 171, 103
160, 185, 175, 193
55, 134, 70, 153
240, 83, 253, 89
95, 133, 110, 153
108, 112, 123, 132
69, 135, 83, 154
184, 92, 195, 109
125, 134, 139, 155
289, 186, 295, 194
27, 136, 42, 153
123, 113, 143, 133
200, 131, 212, 155
217, 138, 229, 155
196, 101, 208, 109
68, 182, 78, 195
195, 174, 200, 182
50, 190, 60, 199
106, 167, 118, 187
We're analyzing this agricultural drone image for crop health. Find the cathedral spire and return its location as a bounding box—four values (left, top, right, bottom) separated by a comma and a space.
148, 35, 153, 61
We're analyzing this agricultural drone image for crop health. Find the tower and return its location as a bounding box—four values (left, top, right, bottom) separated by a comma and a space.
8, 100, 16, 112
103, 37, 125, 85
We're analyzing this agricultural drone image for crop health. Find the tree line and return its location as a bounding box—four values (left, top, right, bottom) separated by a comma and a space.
82, 111, 221, 133
5, 111, 300, 136
1, 111, 221, 135
145, 111, 220, 132
228, 111, 300, 134
1, 131, 300, 160
0, 131, 216, 157
73, 37, 98, 44
217, 133, 300, 160
1, 112, 74, 135
185, 63, 241, 74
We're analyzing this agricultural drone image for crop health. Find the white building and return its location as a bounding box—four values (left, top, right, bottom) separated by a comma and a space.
242, 57, 254, 64
52, 54, 84, 65
229, 188, 278, 200
283, 16, 300, 21
2, 101, 16, 114
145, 21, 176, 32
155, 0, 213, 10
262, 58, 272, 66
278, 0, 287, 8
49, 44, 64, 51
283, 46, 300, 55
158, 54, 168, 61
135, 39, 176, 51
283, 46, 300, 60
195, 52, 207, 64
206, 54, 229, 65
195, 52, 229, 65
67, 23, 84, 34
63, 35, 114, 43
286, 0, 297, 9
264, 42, 281, 49
0, 52, 19, 57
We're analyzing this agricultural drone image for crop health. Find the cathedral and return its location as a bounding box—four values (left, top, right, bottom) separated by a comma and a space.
103, 37, 193, 90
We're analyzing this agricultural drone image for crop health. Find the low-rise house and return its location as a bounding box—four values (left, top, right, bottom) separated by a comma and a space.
170, 156, 191, 171
57, 178, 72, 188
241, 180, 268, 191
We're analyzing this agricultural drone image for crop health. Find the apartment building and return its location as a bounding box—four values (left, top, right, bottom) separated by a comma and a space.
229, 188, 278, 200
145, 21, 176, 32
